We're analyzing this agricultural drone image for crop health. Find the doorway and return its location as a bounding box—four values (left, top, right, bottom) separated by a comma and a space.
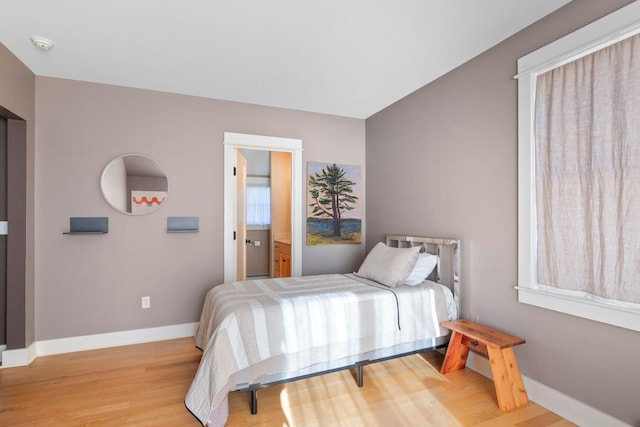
238, 149, 288, 280
0, 104, 27, 355
223, 132, 302, 283
0, 116, 7, 351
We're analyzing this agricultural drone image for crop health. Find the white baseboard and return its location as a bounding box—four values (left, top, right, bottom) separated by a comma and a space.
466, 352, 630, 427
1, 322, 197, 369
1, 342, 37, 368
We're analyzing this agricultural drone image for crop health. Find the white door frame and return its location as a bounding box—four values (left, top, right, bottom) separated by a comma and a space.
223, 132, 303, 282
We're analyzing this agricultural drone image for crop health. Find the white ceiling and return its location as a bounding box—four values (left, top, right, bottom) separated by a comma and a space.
0, 0, 570, 119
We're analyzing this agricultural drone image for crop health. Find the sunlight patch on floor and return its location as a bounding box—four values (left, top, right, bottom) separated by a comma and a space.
275, 358, 464, 426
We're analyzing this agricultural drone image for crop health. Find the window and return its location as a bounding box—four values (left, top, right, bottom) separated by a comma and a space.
516, 2, 640, 332
246, 181, 271, 229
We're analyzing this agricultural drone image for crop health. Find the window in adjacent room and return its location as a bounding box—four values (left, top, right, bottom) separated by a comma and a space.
246, 180, 271, 229
516, 2, 640, 332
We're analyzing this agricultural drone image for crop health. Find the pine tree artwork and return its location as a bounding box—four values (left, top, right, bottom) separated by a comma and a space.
307, 162, 361, 245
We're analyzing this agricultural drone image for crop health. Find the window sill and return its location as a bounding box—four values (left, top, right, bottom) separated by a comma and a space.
516, 286, 640, 333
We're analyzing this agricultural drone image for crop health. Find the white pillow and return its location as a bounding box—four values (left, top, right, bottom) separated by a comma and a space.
356, 242, 421, 288
403, 252, 439, 285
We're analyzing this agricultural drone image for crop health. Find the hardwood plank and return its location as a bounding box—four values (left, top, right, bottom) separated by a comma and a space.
0, 338, 573, 426
0, 338, 202, 426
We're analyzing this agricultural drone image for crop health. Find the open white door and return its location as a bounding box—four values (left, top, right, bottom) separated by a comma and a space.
236, 150, 247, 281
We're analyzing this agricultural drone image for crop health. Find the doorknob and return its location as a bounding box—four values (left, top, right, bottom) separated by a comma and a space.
245, 239, 253, 245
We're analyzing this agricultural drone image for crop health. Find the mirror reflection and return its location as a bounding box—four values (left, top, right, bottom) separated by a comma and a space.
100, 154, 169, 215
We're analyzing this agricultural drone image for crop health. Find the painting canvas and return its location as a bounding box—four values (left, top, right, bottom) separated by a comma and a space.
307, 162, 362, 245
130, 190, 167, 214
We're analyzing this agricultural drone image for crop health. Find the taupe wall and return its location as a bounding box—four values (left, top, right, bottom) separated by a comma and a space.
365, 1, 637, 424
35, 77, 365, 340
0, 43, 36, 348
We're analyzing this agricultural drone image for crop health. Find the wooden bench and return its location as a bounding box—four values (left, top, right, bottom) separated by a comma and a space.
440, 319, 529, 411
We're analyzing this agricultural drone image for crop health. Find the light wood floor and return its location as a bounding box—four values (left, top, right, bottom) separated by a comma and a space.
0, 337, 574, 426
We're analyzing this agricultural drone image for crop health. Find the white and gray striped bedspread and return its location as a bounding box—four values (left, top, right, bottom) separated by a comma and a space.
185, 273, 454, 426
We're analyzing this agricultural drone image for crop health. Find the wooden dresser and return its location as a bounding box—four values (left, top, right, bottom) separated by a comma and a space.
273, 241, 291, 278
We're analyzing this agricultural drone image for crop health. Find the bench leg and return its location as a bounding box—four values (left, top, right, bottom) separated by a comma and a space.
487, 346, 529, 411
440, 331, 470, 374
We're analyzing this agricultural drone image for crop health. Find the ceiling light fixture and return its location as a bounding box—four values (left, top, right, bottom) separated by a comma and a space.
30, 36, 55, 51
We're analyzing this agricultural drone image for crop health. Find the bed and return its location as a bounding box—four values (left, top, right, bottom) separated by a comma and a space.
185, 235, 461, 426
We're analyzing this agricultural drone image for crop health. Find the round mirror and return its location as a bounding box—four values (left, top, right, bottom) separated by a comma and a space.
100, 154, 169, 215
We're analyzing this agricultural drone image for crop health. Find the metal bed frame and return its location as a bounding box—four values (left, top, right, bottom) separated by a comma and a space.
238, 235, 461, 414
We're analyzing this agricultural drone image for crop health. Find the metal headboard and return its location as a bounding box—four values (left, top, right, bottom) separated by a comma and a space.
385, 235, 461, 317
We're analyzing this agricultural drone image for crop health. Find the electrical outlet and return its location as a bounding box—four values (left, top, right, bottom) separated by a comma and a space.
142, 296, 151, 309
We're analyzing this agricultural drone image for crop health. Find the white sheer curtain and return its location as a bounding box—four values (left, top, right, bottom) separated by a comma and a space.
246, 184, 271, 229
534, 33, 640, 304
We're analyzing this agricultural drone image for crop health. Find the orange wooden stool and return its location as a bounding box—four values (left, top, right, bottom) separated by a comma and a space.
440, 319, 529, 411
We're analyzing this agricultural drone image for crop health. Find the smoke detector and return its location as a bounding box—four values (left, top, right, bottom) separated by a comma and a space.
30, 36, 55, 50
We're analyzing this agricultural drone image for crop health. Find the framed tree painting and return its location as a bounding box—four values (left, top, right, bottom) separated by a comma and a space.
307, 162, 362, 245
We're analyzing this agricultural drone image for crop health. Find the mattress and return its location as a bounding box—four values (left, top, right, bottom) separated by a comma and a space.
185, 273, 455, 426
